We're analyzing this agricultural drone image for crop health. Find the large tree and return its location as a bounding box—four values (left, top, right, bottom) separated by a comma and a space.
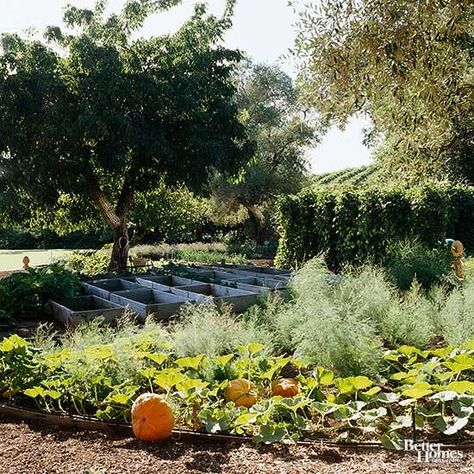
209, 62, 318, 245
294, 0, 474, 181
0, 0, 248, 270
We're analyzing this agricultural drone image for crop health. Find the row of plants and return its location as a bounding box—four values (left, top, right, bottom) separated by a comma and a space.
2, 329, 474, 446
59, 244, 249, 277
275, 182, 474, 269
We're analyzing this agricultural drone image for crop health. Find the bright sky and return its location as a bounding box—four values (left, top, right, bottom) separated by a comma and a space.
0, 0, 373, 174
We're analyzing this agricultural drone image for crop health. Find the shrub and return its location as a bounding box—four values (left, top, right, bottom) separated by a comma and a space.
249, 258, 443, 375
61, 250, 111, 276
0, 265, 82, 319
385, 239, 452, 290
275, 183, 474, 269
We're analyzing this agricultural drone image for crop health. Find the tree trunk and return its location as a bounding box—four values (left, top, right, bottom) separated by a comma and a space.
85, 172, 134, 273
246, 204, 266, 246
110, 222, 130, 273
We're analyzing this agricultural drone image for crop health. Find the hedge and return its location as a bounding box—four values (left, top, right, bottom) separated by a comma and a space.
275, 183, 474, 269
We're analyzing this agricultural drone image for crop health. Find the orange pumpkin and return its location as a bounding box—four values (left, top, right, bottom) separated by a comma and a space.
224, 379, 257, 408
271, 378, 299, 398
131, 393, 175, 441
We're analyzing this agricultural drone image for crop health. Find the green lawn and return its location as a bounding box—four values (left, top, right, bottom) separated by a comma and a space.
0, 249, 73, 271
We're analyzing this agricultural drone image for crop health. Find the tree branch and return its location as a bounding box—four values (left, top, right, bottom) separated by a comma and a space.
85, 172, 121, 228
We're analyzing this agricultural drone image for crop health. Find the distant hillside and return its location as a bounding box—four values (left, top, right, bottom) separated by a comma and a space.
310, 164, 382, 188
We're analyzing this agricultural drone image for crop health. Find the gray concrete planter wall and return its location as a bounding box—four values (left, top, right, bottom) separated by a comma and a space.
50, 295, 125, 327
135, 275, 202, 292
171, 283, 259, 313
207, 266, 291, 283
109, 288, 191, 321
84, 278, 141, 300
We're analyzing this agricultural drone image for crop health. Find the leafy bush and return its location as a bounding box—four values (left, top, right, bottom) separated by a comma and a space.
275, 183, 474, 269
245, 258, 444, 375
385, 239, 452, 290
434, 279, 474, 345
0, 265, 82, 319
61, 250, 111, 276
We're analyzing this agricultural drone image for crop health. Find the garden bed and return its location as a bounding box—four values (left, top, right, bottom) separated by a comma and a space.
1, 414, 469, 474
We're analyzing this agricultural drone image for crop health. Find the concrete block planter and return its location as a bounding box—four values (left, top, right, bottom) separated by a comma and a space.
220, 264, 291, 276
135, 275, 202, 292
209, 266, 291, 283
218, 275, 288, 295
190, 267, 254, 283
50, 295, 125, 327
226, 276, 288, 290
84, 278, 140, 300
109, 288, 191, 321
171, 283, 259, 313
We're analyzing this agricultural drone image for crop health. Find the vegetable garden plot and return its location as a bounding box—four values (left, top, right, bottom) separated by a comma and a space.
171, 283, 259, 312
55, 264, 291, 326
135, 275, 203, 291
2, 335, 474, 448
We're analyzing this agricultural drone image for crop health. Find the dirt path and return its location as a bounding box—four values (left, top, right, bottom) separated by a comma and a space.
1, 417, 472, 474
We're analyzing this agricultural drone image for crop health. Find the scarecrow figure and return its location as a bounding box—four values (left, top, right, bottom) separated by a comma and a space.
446, 239, 465, 280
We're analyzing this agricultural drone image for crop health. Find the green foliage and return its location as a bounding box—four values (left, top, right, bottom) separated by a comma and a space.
295, 0, 474, 182
61, 250, 111, 276
312, 165, 382, 188
0, 226, 108, 250
0, 0, 247, 270
0, 265, 81, 319
4, 327, 474, 444
131, 242, 247, 265
130, 183, 209, 244
171, 302, 273, 358
209, 61, 319, 244
386, 239, 452, 290
276, 183, 474, 270
435, 278, 474, 345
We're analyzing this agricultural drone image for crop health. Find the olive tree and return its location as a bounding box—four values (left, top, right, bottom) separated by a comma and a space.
294, 0, 474, 181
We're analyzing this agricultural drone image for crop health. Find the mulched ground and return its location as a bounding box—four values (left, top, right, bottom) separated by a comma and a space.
1, 417, 472, 474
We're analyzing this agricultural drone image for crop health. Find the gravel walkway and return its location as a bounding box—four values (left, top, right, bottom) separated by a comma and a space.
1, 417, 472, 474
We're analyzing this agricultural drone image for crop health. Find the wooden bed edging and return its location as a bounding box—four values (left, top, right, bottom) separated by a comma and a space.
2, 402, 474, 451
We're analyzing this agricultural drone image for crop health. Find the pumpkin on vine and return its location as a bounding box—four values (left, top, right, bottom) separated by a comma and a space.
131, 393, 175, 441
224, 379, 257, 408
271, 378, 299, 398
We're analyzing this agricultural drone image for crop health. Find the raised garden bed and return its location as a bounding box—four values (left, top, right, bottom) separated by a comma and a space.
50, 295, 125, 327
110, 288, 191, 321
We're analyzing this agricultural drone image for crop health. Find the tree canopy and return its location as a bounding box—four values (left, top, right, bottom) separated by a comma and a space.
0, 0, 248, 269
209, 61, 318, 244
294, 0, 474, 182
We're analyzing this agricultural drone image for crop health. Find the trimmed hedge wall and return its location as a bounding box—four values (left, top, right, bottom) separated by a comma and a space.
275, 183, 474, 269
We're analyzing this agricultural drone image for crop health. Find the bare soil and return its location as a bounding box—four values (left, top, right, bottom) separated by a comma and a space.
1, 416, 472, 474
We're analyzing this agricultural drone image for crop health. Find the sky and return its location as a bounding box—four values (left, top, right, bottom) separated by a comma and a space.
0, 0, 373, 174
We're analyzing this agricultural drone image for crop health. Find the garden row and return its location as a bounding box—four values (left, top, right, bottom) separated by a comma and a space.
2, 330, 474, 446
